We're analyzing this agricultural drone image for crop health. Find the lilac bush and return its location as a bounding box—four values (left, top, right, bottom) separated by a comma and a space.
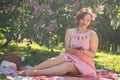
20, 0, 58, 50
19, 0, 106, 50
1, 0, 119, 51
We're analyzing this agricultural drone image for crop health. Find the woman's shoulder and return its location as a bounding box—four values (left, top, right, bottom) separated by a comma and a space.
89, 29, 98, 37
66, 28, 76, 33
89, 29, 96, 34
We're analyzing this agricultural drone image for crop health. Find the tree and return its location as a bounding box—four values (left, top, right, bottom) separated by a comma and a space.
0, 0, 120, 52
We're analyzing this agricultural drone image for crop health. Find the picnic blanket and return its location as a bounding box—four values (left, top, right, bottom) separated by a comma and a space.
6, 69, 120, 80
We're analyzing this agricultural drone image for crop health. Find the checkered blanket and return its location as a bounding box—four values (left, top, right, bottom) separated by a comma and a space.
7, 69, 120, 80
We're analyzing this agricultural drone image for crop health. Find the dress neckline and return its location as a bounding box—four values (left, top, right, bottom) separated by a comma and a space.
75, 28, 90, 34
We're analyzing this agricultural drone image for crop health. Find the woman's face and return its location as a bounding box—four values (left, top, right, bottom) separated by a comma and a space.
79, 14, 92, 28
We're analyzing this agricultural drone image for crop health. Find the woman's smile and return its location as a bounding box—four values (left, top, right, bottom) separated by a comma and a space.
81, 23, 87, 26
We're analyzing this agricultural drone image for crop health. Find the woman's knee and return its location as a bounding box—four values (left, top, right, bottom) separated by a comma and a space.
64, 62, 79, 74
64, 62, 74, 69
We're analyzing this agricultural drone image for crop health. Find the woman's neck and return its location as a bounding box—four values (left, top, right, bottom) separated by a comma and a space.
77, 27, 89, 33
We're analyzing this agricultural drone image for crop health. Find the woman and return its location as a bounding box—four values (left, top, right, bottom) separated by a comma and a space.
22, 7, 99, 76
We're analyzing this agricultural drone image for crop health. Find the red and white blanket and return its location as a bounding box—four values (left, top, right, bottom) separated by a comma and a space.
7, 69, 120, 80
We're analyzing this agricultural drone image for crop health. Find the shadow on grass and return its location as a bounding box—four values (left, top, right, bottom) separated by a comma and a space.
0, 45, 60, 66
22, 49, 60, 66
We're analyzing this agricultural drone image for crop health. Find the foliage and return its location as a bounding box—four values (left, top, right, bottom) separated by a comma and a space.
95, 0, 120, 51
0, 0, 120, 52
0, 74, 7, 80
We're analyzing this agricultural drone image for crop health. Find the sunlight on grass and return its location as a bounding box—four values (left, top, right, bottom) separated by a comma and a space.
30, 42, 48, 51
94, 51, 120, 73
52, 42, 65, 52
18, 41, 64, 51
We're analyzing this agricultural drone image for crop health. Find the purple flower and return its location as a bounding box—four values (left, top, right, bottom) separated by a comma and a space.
33, 26, 40, 32
25, 0, 32, 3
40, 5, 46, 12
25, 0, 35, 6
33, 3, 42, 16
45, 20, 58, 33
2, 6, 6, 10
50, 20, 58, 30
40, 4, 53, 15
39, 20, 45, 27
45, 4, 53, 15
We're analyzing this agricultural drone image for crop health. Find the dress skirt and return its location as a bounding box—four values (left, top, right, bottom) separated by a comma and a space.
59, 52, 96, 76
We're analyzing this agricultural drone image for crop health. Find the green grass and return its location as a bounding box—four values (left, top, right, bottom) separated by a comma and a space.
94, 51, 120, 73
0, 42, 120, 73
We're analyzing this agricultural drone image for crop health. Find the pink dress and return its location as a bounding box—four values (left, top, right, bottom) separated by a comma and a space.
59, 28, 96, 76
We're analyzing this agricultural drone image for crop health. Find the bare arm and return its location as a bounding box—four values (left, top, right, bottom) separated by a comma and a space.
65, 28, 72, 52
84, 31, 99, 58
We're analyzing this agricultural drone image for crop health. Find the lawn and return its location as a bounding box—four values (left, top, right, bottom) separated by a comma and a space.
0, 41, 120, 73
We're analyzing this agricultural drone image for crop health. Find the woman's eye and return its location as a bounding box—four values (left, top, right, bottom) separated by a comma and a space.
81, 19, 91, 22
87, 20, 91, 22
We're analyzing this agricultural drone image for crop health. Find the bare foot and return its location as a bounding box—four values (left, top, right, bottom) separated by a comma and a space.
25, 69, 40, 76
18, 70, 27, 76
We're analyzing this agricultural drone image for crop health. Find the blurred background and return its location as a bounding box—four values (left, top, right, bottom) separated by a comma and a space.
0, 0, 120, 73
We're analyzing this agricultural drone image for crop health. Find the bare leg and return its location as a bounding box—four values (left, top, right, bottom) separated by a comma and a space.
26, 62, 79, 76
33, 55, 66, 70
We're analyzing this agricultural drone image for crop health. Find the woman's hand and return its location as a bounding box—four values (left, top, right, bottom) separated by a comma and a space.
73, 47, 89, 60
74, 47, 84, 54
67, 47, 83, 54
66, 46, 86, 57
67, 47, 90, 61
